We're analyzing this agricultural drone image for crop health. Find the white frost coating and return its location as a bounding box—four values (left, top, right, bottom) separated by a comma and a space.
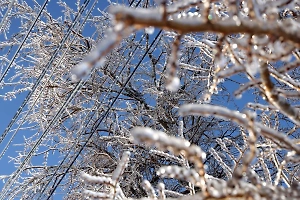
83, 190, 110, 198
91, 31, 117, 61
166, 0, 203, 14
269, 67, 300, 90
210, 148, 232, 178
131, 127, 190, 149
179, 104, 300, 154
157, 182, 165, 199
247, 103, 277, 111
180, 63, 209, 72
204, 174, 225, 182
202, 39, 217, 48
131, 127, 160, 144
252, 35, 269, 45
166, 76, 180, 92
131, 127, 206, 159
157, 165, 201, 184
145, 26, 155, 35
71, 31, 117, 80
112, 151, 130, 181
143, 180, 156, 198
150, 149, 184, 164
71, 62, 90, 81
81, 172, 115, 185
246, 57, 260, 76
180, 104, 245, 122
110, 6, 162, 21
0, 0, 16, 32
110, 5, 300, 45
217, 65, 243, 78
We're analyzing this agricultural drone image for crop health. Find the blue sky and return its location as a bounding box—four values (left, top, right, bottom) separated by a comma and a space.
0, 0, 258, 199
0, 0, 109, 198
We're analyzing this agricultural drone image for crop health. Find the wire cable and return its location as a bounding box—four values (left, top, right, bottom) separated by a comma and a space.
0, 0, 49, 84
46, 30, 162, 199
36, 33, 147, 200
0, 0, 90, 147
0, 1, 92, 198
0, 0, 98, 160
2, 0, 150, 198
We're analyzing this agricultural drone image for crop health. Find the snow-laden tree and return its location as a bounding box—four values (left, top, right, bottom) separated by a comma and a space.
0, 0, 299, 199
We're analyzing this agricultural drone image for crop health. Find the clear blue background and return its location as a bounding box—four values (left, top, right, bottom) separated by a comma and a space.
0, 0, 253, 198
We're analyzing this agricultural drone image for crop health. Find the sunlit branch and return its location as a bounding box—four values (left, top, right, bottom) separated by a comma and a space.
111, 6, 300, 44
260, 62, 300, 126
180, 104, 300, 154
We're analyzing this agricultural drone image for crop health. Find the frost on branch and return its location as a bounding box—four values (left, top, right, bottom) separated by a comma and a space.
165, 76, 180, 92
71, 24, 127, 80
165, 35, 181, 92
131, 127, 206, 165
81, 151, 130, 200
260, 62, 300, 126
126, 127, 300, 199
2, 0, 300, 199
180, 104, 300, 154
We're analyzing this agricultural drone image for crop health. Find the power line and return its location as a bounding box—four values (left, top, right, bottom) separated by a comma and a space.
1, 0, 156, 198
0, 0, 98, 160
0, 0, 92, 198
0, 79, 85, 200
46, 30, 162, 199
0, 0, 49, 84
36, 0, 147, 196
0, 0, 90, 149
36, 32, 147, 200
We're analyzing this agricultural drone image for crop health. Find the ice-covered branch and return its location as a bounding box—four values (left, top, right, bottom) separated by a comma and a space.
81, 152, 130, 199
179, 104, 300, 154
166, 35, 181, 92
157, 165, 201, 186
110, 6, 300, 44
260, 63, 300, 126
71, 23, 131, 80
142, 180, 156, 199
209, 148, 232, 178
269, 67, 300, 91
130, 127, 207, 195
83, 190, 111, 199
277, 59, 300, 73
112, 151, 130, 181
81, 172, 115, 185
150, 149, 184, 164
247, 103, 277, 111
166, 0, 204, 15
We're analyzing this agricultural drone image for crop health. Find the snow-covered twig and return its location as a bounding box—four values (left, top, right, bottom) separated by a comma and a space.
110, 6, 300, 44
71, 23, 131, 80
131, 127, 207, 195
179, 104, 300, 154
157, 165, 201, 186
260, 62, 300, 126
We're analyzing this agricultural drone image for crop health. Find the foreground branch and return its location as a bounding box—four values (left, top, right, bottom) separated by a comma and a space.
180, 104, 300, 154
111, 6, 300, 44
260, 63, 300, 126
